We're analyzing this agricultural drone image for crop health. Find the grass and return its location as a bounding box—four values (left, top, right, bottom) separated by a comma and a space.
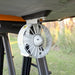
47, 50, 75, 75
3, 34, 75, 75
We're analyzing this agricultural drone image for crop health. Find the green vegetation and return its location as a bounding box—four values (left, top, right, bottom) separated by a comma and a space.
55, 27, 75, 54
59, 0, 70, 4
3, 33, 75, 75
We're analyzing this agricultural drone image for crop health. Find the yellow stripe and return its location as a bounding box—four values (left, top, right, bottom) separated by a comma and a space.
10, 41, 17, 45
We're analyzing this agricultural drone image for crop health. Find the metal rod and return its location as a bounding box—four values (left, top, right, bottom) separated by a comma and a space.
31, 63, 38, 68
2, 33, 16, 75
31, 63, 51, 74
21, 57, 32, 75
36, 57, 50, 75
0, 36, 4, 75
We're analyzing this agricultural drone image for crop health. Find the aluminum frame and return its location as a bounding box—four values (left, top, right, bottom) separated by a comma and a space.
36, 57, 50, 75
1, 33, 16, 75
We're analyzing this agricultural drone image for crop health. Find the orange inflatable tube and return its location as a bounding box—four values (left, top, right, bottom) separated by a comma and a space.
0, 14, 26, 22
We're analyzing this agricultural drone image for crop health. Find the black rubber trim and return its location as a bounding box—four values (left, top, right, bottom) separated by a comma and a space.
0, 24, 23, 34
0, 21, 26, 25
22, 10, 51, 20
